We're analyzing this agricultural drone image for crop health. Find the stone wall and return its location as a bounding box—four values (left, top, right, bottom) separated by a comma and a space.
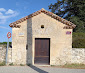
0, 45, 85, 65
55, 48, 85, 65
0, 47, 6, 62
0, 46, 12, 63
71, 48, 85, 64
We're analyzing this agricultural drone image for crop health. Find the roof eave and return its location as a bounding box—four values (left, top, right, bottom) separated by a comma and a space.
9, 8, 76, 29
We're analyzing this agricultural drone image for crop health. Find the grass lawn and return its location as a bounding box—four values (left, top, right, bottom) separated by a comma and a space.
0, 62, 85, 69
54, 64, 85, 69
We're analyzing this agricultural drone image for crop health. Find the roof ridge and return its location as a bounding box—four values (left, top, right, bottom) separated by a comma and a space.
9, 8, 76, 28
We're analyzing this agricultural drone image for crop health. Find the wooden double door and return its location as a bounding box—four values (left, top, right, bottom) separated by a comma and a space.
34, 38, 50, 65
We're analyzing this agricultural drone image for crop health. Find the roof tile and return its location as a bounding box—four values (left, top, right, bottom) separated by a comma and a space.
9, 8, 76, 28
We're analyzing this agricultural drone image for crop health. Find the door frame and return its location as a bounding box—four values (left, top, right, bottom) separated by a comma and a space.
33, 38, 50, 65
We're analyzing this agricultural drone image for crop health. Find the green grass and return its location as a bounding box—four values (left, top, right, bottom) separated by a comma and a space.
51, 63, 85, 69
62, 63, 85, 69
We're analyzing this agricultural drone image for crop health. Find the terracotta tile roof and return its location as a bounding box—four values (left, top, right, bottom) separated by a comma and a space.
9, 8, 76, 29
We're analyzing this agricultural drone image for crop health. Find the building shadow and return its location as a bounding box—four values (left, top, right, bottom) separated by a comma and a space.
29, 65, 48, 73
26, 18, 32, 65
26, 15, 48, 73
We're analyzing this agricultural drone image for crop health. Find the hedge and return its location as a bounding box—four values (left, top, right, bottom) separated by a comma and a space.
0, 42, 11, 45
72, 32, 85, 48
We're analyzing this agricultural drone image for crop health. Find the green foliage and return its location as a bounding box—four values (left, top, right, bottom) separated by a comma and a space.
49, 0, 85, 32
9, 63, 14, 66
0, 42, 12, 45
0, 42, 12, 48
3, 42, 7, 44
72, 32, 85, 48
51, 63, 85, 69
0, 42, 3, 44
27, 64, 31, 66
63, 63, 85, 69
0, 61, 6, 66
70, 16, 85, 32
51, 65, 55, 66
20, 64, 25, 66
49, 0, 85, 47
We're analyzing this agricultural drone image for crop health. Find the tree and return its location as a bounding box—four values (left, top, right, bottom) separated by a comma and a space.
49, 0, 85, 32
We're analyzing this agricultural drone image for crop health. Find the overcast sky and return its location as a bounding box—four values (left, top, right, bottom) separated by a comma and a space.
0, 0, 56, 42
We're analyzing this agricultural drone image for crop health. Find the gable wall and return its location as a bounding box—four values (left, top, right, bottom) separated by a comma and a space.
32, 13, 72, 65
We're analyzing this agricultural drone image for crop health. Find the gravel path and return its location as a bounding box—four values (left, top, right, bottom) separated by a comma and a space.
0, 66, 85, 73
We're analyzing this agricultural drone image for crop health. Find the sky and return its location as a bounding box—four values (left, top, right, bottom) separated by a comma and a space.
0, 0, 56, 42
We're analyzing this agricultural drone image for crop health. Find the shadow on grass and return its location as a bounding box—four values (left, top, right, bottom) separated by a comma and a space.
29, 65, 48, 73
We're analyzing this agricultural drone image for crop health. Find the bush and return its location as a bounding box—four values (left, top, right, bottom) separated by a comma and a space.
0, 42, 3, 44
0, 61, 6, 66
72, 32, 85, 48
27, 64, 31, 66
3, 42, 7, 44
0, 42, 12, 48
9, 63, 14, 66
20, 64, 25, 66
0, 42, 12, 45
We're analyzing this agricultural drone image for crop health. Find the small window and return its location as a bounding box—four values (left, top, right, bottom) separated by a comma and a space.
41, 25, 44, 28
